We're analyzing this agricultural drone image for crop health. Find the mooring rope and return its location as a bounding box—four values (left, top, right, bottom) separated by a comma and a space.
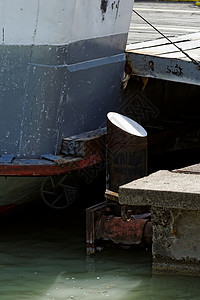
133, 9, 200, 69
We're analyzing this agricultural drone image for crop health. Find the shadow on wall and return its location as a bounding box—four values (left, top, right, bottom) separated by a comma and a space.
120, 76, 200, 172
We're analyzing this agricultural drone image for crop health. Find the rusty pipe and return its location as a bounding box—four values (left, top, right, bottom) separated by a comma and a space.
95, 215, 152, 246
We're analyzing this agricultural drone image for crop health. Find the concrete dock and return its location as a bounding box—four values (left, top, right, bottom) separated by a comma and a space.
117, 1, 200, 276
127, 1, 200, 85
128, 0, 200, 44
119, 166, 200, 275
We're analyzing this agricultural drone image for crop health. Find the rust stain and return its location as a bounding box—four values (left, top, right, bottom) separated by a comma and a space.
111, 1, 115, 10
125, 55, 141, 77
95, 215, 152, 246
141, 77, 149, 92
149, 60, 154, 71
111, 0, 120, 19
2, 28, 4, 42
115, 0, 120, 19
166, 64, 183, 77
124, 58, 150, 91
171, 228, 177, 236
100, 0, 108, 21
125, 59, 133, 75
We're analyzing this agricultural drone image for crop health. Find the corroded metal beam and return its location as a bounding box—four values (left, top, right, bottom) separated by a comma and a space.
126, 52, 200, 86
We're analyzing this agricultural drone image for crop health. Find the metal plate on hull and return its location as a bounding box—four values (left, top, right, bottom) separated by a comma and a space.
0, 35, 126, 158
0, 155, 15, 163
0, 0, 134, 160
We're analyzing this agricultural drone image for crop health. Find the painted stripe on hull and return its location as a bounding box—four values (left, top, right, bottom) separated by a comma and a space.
30, 53, 125, 72
30, 33, 128, 65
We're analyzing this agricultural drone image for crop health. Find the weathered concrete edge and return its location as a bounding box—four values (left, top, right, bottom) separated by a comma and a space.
119, 170, 200, 210
119, 188, 200, 210
153, 258, 200, 276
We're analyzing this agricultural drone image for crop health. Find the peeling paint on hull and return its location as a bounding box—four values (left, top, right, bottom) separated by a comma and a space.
0, 37, 127, 158
0, 0, 134, 205
0, 0, 134, 159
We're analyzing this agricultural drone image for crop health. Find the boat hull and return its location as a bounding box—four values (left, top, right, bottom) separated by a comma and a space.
0, 0, 134, 206
0, 176, 45, 206
0, 0, 134, 158
0, 38, 126, 158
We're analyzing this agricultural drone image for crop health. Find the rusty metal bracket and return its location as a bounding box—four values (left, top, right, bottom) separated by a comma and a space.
86, 199, 152, 255
86, 201, 110, 255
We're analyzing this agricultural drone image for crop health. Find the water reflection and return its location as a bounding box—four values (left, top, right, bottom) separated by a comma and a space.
0, 198, 199, 300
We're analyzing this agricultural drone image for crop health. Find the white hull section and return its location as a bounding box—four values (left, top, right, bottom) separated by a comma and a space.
0, 0, 134, 45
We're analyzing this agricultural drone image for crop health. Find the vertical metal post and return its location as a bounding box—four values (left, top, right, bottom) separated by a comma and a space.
106, 112, 147, 192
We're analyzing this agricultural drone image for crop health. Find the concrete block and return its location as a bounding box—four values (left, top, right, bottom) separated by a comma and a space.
119, 170, 200, 275
119, 170, 200, 210
152, 207, 200, 275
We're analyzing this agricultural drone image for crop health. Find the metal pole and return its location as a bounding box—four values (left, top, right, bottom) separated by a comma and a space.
106, 112, 147, 192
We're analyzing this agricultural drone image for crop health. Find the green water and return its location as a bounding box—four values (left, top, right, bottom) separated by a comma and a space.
0, 200, 200, 300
